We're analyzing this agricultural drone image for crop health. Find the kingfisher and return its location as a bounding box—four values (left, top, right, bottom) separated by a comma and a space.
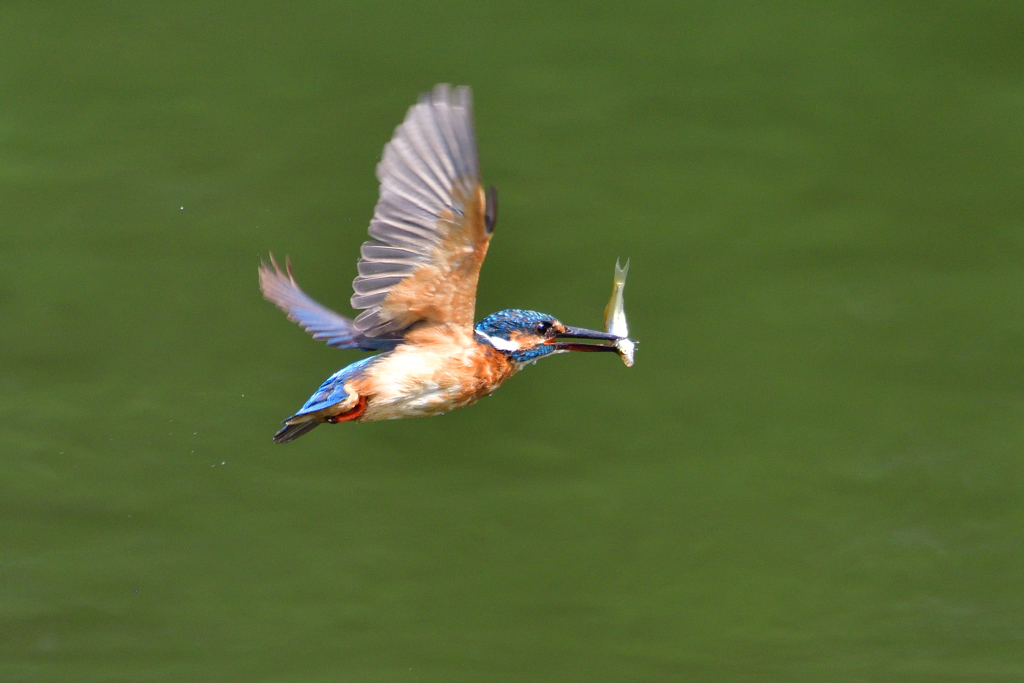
260, 84, 636, 443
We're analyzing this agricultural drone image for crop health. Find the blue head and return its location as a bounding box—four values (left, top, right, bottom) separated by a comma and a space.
474, 309, 621, 364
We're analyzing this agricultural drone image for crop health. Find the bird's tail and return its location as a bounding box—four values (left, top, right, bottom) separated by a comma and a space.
273, 419, 320, 444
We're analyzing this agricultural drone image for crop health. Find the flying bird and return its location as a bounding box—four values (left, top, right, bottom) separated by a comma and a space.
260, 84, 635, 443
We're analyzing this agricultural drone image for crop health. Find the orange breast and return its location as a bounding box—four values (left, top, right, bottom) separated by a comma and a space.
346, 325, 518, 422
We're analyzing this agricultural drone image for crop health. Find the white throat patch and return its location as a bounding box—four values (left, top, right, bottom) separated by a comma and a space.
474, 329, 520, 353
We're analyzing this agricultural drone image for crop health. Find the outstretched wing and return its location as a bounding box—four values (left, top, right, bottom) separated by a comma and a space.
351, 84, 497, 337
259, 256, 400, 351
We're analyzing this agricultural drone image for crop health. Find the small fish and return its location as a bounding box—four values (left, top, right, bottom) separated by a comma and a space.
603, 259, 636, 367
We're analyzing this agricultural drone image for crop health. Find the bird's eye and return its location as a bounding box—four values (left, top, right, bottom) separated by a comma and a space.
535, 321, 552, 335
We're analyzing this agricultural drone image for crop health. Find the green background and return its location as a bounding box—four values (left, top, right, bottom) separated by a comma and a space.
3, 2, 1023, 680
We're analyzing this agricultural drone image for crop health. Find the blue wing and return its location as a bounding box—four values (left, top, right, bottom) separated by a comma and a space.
290, 356, 380, 419
259, 256, 400, 351
273, 355, 382, 444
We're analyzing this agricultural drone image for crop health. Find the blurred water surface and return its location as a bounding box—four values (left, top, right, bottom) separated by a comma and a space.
2, 2, 1024, 681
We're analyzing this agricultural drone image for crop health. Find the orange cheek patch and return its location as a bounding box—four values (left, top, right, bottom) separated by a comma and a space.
508, 331, 543, 347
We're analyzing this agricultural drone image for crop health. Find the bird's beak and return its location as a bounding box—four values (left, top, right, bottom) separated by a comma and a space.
545, 325, 623, 352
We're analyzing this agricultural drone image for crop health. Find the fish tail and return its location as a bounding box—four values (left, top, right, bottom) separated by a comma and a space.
615, 258, 629, 282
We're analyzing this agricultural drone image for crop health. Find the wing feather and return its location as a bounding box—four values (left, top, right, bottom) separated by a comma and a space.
350, 84, 493, 337
350, 292, 390, 309
357, 260, 415, 277
259, 256, 399, 351
359, 243, 421, 262
391, 138, 449, 204
351, 275, 407, 295
417, 86, 461, 178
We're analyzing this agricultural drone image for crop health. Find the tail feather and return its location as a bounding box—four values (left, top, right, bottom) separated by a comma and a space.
273, 419, 320, 444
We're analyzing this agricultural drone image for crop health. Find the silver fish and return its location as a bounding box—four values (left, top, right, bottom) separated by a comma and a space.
604, 258, 636, 367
